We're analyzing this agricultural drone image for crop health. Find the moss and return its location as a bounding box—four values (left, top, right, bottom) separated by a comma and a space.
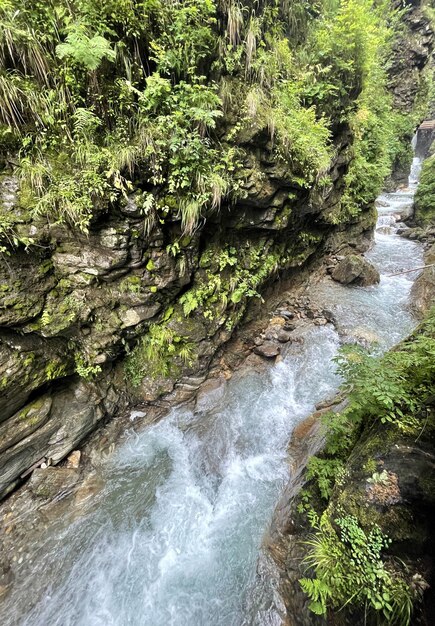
22, 352, 36, 368
125, 319, 193, 386
118, 275, 142, 294
18, 406, 31, 421
180, 235, 192, 247
334, 481, 417, 543
363, 458, 378, 474
273, 203, 293, 229
38, 259, 53, 276
45, 361, 67, 381
146, 258, 156, 271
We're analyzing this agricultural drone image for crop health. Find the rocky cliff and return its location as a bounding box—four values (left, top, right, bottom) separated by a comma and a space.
0, 0, 432, 500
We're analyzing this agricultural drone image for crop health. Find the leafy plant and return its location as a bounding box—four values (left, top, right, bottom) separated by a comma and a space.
74, 354, 102, 380
300, 512, 414, 624
56, 28, 115, 71
415, 154, 435, 225
125, 322, 193, 386
299, 311, 435, 623
367, 470, 389, 485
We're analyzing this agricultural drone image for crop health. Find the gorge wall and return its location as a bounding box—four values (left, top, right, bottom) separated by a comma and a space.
0, 0, 433, 501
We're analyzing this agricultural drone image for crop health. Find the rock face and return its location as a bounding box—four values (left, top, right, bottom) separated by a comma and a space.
0, 0, 432, 500
265, 399, 345, 626
385, 0, 434, 188
331, 255, 381, 286
0, 121, 378, 499
389, 1, 434, 112
411, 243, 435, 317
0, 377, 119, 498
274, 416, 435, 626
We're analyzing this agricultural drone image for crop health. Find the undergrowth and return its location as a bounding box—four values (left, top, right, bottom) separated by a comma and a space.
0, 0, 416, 245
415, 153, 435, 225
299, 310, 435, 624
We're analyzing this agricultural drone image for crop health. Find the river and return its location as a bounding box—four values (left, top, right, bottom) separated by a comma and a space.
0, 165, 425, 626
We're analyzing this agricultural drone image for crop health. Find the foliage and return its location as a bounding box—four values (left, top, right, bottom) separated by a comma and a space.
309, 312, 435, 489
125, 321, 193, 386
0, 0, 236, 234
299, 0, 406, 219
306, 457, 345, 500
74, 354, 102, 381
0, 0, 410, 242
415, 154, 435, 225
367, 469, 389, 485
300, 512, 414, 624
299, 311, 435, 621
336, 321, 435, 429
179, 241, 280, 320
56, 28, 116, 70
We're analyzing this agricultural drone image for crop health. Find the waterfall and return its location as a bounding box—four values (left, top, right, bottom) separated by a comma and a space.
409, 156, 422, 188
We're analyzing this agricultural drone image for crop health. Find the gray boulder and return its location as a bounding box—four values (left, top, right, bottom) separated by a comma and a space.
332, 255, 380, 286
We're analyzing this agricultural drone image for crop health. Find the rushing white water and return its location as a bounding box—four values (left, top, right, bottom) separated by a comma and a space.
409, 157, 423, 188
1, 180, 425, 626
311, 196, 423, 349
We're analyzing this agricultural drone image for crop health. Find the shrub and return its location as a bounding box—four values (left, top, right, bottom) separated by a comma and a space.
415, 154, 435, 225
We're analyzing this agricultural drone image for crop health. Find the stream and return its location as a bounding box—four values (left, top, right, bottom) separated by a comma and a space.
1, 164, 425, 626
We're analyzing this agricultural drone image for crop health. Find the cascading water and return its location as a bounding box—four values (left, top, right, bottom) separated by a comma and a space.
0, 161, 425, 626
409, 132, 423, 187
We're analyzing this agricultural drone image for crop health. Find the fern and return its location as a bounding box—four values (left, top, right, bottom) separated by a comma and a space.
72, 108, 102, 138
56, 29, 115, 71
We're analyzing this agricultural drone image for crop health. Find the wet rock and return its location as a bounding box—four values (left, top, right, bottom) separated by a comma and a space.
0, 395, 52, 456
264, 328, 278, 341
0, 252, 55, 326
276, 329, 293, 343
121, 304, 161, 328
195, 378, 226, 412
29, 467, 79, 500
283, 322, 296, 332
322, 309, 337, 326
377, 225, 394, 235
331, 254, 380, 286
0, 379, 113, 498
136, 376, 176, 403
66, 450, 81, 469
0, 330, 73, 424
53, 242, 129, 277
411, 244, 435, 318
349, 326, 382, 347
120, 192, 144, 217
269, 316, 286, 327
277, 310, 294, 320
0, 558, 13, 599
254, 341, 280, 358
73, 473, 105, 506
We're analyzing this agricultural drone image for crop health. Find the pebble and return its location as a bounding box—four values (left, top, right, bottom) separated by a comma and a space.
277, 329, 293, 343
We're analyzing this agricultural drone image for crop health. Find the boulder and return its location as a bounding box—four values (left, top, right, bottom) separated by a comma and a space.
254, 341, 280, 358
331, 255, 380, 286
0, 379, 117, 498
